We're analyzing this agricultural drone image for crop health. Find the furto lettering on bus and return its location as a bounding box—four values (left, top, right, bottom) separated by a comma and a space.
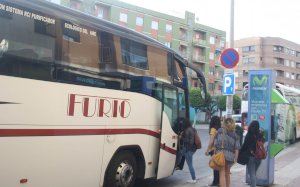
67, 94, 131, 118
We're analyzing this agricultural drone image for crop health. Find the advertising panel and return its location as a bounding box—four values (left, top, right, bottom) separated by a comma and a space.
247, 70, 274, 186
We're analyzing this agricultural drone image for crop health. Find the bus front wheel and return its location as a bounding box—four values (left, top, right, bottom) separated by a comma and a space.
104, 151, 137, 187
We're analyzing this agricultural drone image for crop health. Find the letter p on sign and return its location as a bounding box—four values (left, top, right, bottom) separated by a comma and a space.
223, 73, 235, 95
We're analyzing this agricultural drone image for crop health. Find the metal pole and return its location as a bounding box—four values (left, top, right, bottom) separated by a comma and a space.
226, 0, 234, 118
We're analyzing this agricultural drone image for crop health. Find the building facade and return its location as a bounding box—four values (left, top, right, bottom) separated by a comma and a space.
46, 0, 226, 95
235, 37, 300, 93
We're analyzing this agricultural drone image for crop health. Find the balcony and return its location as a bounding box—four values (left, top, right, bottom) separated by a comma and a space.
192, 55, 206, 63
215, 61, 222, 67
179, 34, 187, 41
179, 52, 188, 59
192, 39, 207, 47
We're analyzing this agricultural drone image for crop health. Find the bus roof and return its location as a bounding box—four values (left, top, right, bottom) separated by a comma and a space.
7, 0, 206, 92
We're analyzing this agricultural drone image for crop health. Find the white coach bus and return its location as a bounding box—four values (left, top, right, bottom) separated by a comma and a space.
0, 0, 207, 186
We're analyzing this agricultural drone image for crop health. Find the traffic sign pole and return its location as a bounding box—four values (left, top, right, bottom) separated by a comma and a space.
226, 0, 234, 118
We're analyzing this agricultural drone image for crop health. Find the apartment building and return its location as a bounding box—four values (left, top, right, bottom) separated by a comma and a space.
235, 37, 300, 93
46, 0, 226, 95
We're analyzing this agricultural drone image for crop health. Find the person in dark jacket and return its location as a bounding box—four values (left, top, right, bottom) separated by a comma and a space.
181, 119, 197, 183
240, 120, 262, 187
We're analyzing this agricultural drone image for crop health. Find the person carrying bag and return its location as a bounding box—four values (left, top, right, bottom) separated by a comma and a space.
211, 118, 240, 187
181, 119, 199, 183
238, 120, 265, 187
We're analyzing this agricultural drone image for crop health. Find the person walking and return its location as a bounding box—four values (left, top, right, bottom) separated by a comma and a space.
214, 118, 240, 187
205, 116, 221, 186
181, 119, 198, 183
240, 120, 262, 187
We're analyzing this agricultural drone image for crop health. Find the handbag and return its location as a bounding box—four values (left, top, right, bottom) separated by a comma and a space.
194, 128, 202, 149
237, 149, 250, 165
209, 129, 225, 170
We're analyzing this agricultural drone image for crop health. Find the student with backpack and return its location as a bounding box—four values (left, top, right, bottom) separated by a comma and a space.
181, 119, 201, 183
239, 120, 266, 187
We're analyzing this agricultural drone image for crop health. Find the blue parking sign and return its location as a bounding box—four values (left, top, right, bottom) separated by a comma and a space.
223, 73, 235, 95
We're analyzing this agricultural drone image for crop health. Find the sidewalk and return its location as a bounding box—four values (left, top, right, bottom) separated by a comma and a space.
184, 141, 300, 187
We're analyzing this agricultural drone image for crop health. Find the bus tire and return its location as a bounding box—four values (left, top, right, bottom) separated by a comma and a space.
104, 151, 137, 187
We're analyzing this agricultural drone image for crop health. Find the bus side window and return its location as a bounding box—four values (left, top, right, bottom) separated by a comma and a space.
0, 7, 55, 81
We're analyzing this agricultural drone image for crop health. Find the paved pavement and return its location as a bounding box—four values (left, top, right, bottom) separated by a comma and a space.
139, 127, 300, 187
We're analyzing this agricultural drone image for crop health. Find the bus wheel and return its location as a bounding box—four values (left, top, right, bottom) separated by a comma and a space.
105, 151, 137, 187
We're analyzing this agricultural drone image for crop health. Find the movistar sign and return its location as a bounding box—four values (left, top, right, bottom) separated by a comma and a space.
253, 75, 268, 86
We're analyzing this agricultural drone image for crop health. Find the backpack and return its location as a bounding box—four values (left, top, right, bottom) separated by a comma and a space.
194, 128, 202, 149
254, 138, 267, 160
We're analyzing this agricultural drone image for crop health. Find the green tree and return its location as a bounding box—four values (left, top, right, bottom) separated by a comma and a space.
233, 94, 241, 112
216, 94, 241, 114
189, 88, 218, 121
189, 88, 203, 111
217, 95, 226, 112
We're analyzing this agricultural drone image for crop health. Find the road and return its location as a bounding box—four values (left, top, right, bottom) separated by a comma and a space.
136, 128, 212, 187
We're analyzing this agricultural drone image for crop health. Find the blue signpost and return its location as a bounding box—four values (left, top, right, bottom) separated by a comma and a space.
247, 70, 274, 186
221, 48, 239, 116
223, 73, 235, 95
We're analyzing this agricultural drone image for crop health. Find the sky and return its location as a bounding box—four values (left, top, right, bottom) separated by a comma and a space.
120, 0, 300, 44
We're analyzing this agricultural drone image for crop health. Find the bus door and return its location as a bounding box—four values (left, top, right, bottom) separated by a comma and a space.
157, 84, 179, 179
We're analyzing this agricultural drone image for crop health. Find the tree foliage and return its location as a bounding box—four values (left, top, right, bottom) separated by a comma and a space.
189, 88, 218, 120
216, 94, 241, 112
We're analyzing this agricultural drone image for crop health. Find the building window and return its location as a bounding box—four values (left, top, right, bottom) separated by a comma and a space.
151, 20, 158, 30
70, 0, 82, 10
119, 13, 128, 23
121, 38, 148, 70
136, 16, 143, 26
220, 40, 225, 48
285, 59, 290, 67
291, 73, 295, 80
97, 8, 104, 18
63, 21, 80, 43
166, 24, 172, 33
180, 28, 187, 41
243, 57, 255, 64
286, 72, 290, 78
209, 67, 215, 75
46, 0, 60, 4
209, 36, 215, 44
291, 61, 295, 67
208, 83, 215, 90
209, 52, 214, 60
273, 45, 284, 52
242, 46, 255, 52
165, 42, 171, 48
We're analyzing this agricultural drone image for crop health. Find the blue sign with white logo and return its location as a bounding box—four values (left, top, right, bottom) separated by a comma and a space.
223, 73, 235, 95
247, 70, 274, 186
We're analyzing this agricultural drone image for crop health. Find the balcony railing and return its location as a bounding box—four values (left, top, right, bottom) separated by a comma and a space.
180, 35, 187, 41
192, 39, 207, 47
180, 52, 187, 59
192, 55, 206, 63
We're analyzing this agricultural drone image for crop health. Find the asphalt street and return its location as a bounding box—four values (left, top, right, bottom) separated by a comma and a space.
136, 128, 211, 187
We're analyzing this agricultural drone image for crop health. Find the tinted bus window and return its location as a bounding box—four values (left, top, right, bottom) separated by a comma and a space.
120, 38, 148, 70
0, 3, 55, 81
